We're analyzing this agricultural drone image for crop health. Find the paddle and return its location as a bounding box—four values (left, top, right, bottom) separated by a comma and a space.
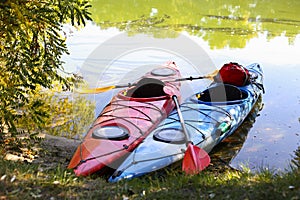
75, 69, 219, 94
172, 95, 211, 175
75, 84, 130, 94
170, 69, 219, 82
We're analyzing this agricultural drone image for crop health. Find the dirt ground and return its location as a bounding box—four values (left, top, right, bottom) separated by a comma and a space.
34, 134, 81, 170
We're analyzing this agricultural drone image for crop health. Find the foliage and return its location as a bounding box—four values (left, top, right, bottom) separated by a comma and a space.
0, 0, 92, 137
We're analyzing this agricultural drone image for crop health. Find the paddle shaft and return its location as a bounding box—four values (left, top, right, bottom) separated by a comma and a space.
172, 95, 190, 145
108, 75, 212, 89
77, 73, 217, 94
112, 75, 212, 89
170, 75, 213, 82
173, 95, 211, 173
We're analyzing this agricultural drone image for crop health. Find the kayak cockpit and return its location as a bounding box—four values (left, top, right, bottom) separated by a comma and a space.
118, 66, 179, 101
126, 78, 166, 98
196, 84, 249, 105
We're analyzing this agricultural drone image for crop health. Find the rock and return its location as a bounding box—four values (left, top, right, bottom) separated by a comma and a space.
34, 134, 81, 170
5, 153, 25, 162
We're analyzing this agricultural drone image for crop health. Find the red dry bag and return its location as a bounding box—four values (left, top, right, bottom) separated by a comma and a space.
218, 62, 250, 86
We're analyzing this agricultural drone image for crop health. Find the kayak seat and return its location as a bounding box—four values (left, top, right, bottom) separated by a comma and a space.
127, 78, 166, 98
198, 84, 247, 102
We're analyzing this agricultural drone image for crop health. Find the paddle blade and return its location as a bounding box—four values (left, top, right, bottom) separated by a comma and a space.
205, 69, 219, 80
75, 86, 116, 94
182, 143, 211, 175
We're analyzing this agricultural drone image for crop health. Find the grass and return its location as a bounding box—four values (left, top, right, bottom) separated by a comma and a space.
1, 99, 298, 199
0, 156, 299, 200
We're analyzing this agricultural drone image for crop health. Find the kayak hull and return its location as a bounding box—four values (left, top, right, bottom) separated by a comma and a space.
109, 63, 264, 182
68, 62, 181, 176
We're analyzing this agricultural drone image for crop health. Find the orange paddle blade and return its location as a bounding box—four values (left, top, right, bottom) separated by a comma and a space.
182, 143, 211, 175
75, 86, 116, 94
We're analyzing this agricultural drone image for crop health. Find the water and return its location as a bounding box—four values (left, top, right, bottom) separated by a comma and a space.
62, 0, 300, 172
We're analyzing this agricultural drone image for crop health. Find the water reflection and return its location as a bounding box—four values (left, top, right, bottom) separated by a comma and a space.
291, 146, 300, 169
90, 0, 300, 48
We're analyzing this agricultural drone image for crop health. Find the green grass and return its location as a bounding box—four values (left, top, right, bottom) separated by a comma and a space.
0, 157, 299, 200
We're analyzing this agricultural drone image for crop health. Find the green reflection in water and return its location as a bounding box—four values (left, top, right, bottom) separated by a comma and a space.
291, 146, 300, 169
90, 0, 300, 49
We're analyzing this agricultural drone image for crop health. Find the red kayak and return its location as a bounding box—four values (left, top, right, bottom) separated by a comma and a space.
68, 61, 181, 176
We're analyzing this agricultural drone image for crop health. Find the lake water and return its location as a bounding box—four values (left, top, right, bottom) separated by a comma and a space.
62, 0, 300, 173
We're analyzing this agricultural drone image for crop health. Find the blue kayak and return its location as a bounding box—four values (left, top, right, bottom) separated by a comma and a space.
109, 63, 264, 182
